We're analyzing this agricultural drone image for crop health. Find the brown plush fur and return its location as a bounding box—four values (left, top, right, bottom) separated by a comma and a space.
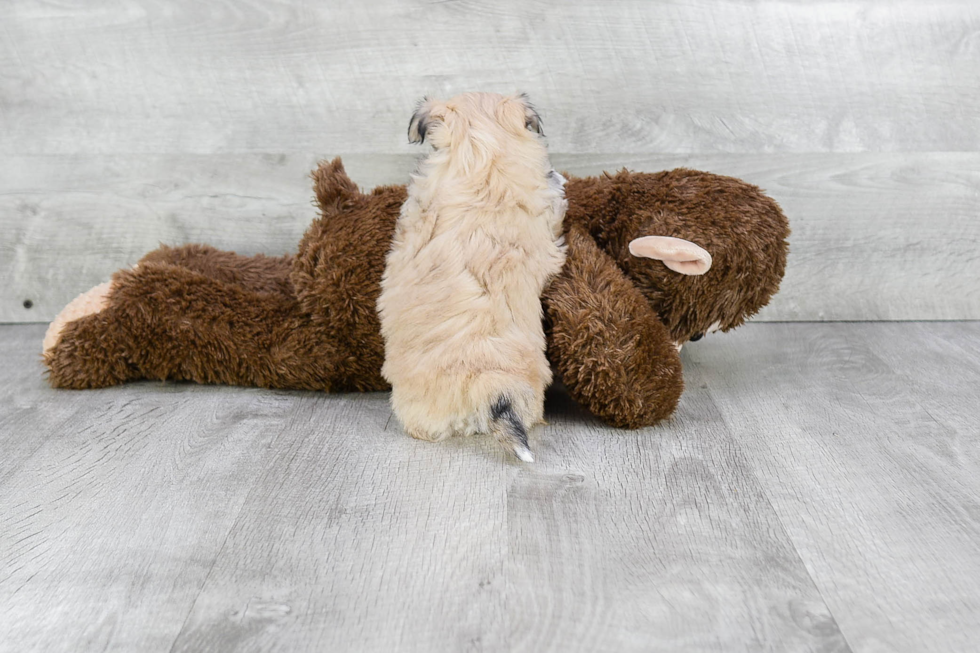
44, 158, 788, 429
564, 169, 789, 343
45, 160, 404, 393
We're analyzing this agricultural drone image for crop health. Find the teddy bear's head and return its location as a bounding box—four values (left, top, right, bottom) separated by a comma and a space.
564, 168, 790, 346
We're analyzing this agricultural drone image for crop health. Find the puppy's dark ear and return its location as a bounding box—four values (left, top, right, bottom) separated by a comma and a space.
520, 93, 544, 135
408, 98, 431, 144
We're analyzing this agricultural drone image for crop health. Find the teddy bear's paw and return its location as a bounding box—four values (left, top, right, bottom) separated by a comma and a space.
42, 281, 114, 354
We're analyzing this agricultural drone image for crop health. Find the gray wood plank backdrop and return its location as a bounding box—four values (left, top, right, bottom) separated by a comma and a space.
2, 0, 978, 322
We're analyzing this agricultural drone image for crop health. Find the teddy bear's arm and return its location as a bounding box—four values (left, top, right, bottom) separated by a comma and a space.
543, 225, 684, 429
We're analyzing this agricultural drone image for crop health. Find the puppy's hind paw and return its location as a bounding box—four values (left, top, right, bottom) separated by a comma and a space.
406, 426, 445, 443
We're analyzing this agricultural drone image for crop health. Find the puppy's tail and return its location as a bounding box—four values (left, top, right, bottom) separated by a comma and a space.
489, 396, 534, 463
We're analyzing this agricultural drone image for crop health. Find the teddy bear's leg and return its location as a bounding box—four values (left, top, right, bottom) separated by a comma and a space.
43, 245, 294, 358
44, 261, 342, 391
44, 301, 142, 389
543, 225, 684, 429
139, 244, 294, 296
42, 282, 114, 355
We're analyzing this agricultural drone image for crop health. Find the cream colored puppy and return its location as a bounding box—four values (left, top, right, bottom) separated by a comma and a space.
378, 92, 566, 462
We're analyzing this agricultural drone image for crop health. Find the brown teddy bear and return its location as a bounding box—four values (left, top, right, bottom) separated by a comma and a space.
43, 158, 788, 429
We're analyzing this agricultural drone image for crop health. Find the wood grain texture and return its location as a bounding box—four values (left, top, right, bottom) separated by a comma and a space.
4, 323, 980, 650
3, 1, 979, 321
170, 384, 848, 653
686, 322, 980, 653
0, 322, 861, 652
504, 385, 848, 652
0, 325, 290, 651
168, 394, 515, 653
0, 153, 321, 322
3, 152, 977, 322
2, 0, 977, 155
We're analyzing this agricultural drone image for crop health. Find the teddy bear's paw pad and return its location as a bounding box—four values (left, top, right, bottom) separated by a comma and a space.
43, 281, 114, 354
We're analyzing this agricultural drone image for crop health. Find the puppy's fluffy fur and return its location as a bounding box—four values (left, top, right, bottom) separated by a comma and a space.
378, 92, 566, 461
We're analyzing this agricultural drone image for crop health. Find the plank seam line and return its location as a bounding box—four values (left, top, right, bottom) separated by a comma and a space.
700, 374, 858, 652
753, 477, 858, 653
165, 423, 292, 652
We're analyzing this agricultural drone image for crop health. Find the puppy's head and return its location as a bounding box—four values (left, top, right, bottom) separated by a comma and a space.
407, 92, 544, 150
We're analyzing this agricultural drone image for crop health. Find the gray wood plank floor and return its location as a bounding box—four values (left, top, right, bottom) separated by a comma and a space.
1, 322, 979, 652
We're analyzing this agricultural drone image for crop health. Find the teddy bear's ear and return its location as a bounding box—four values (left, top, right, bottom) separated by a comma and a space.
628, 236, 712, 275
312, 157, 360, 211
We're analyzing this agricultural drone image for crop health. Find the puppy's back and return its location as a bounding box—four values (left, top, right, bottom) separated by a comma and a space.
379, 93, 566, 460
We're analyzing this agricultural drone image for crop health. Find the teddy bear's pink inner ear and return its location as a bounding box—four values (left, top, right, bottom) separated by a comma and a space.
628, 236, 712, 275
